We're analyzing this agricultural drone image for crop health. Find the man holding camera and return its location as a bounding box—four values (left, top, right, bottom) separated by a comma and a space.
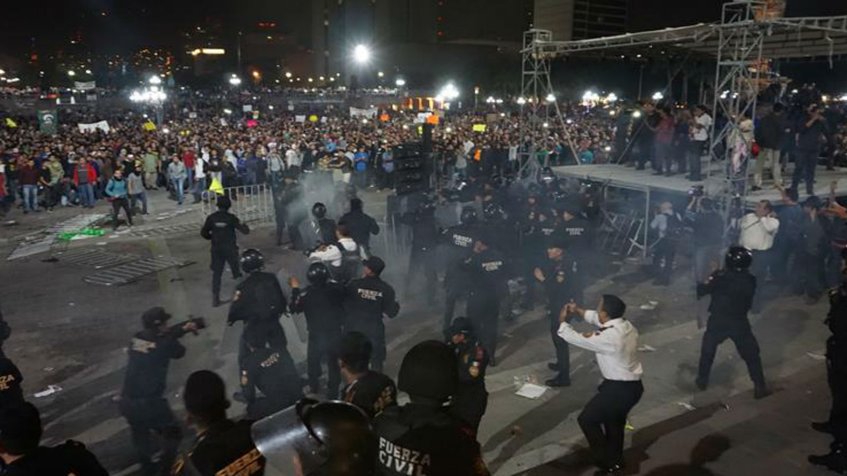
738, 200, 779, 313
119, 307, 204, 476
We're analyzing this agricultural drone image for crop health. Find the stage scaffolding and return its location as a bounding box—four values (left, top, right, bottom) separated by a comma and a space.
521, 0, 847, 242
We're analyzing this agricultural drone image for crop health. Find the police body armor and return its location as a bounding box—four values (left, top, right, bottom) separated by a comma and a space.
828, 284, 847, 370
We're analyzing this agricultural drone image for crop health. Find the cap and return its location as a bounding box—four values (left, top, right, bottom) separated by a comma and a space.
448, 317, 475, 336
142, 306, 171, 329
363, 256, 385, 275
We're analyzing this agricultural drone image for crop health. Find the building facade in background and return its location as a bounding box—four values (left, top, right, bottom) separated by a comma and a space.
534, 0, 628, 41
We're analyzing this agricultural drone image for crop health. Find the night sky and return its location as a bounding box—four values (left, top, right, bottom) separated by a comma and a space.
2, 0, 847, 58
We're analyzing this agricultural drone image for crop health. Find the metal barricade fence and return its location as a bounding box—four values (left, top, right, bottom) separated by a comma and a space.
199, 184, 275, 224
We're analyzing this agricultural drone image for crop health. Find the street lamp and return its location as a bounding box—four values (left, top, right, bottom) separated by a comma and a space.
377, 71, 384, 78
149, 75, 162, 85
652, 91, 664, 101
516, 97, 527, 105
352, 44, 371, 64
395, 78, 406, 87
546, 93, 556, 103
129, 87, 167, 125
0, 69, 5, 76
285, 71, 292, 79
85, 69, 92, 75
229, 75, 242, 86
68, 70, 76, 77
436, 82, 459, 102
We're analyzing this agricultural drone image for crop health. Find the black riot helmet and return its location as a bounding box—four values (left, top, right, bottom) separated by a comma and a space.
725, 246, 752, 271
252, 399, 375, 476
483, 202, 507, 222
240, 248, 265, 273
460, 206, 478, 225
307, 262, 331, 285
397, 340, 458, 403
312, 202, 328, 219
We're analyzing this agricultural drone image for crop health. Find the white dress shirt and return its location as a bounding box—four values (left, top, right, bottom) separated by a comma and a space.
739, 212, 779, 251
558, 310, 643, 381
307, 237, 360, 266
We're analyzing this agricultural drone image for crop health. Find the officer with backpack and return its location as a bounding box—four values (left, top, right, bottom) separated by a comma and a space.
649, 201, 684, 286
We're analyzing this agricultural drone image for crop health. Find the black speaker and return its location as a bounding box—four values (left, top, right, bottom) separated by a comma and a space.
393, 143, 430, 195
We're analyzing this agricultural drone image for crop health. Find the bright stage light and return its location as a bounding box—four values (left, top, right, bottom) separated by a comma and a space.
353, 44, 371, 64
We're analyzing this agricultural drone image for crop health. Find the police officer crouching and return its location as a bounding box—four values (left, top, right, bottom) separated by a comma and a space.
120, 307, 205, 475
373, 340, 490, 476
239, 325, 304, 421
447, 317, 489, 435
0, 318, 23, 412
172, 370, 266, 475
0, 401, 108, 475
201, 195, 250, 307
808, 248, 847, 473
696, 247, 770, 399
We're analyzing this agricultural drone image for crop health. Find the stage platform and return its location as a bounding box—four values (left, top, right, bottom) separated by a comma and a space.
552, 163, 847, 207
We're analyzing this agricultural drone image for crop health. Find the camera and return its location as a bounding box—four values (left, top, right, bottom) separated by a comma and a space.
688, 185, 704, 198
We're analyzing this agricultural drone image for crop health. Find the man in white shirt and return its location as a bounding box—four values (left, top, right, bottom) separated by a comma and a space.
688, 105, 712, 181
306, 225, 362, 283
739, 200, 779, 313
558, 295, 643, 475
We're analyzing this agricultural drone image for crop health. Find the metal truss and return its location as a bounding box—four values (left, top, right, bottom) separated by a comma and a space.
520, 29, 579, 176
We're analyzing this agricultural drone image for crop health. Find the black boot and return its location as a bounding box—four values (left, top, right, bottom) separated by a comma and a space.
212, 296, 221, 307
809, 442, 847, 473
545, 374, 571, 387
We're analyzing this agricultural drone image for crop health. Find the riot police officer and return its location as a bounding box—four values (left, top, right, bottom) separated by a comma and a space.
535, 240, 577, 387
447, 317, 489, 435
301, 202, 337, 250
809, 248, 847, 473
464, 236, 508, 366
280, 173, 307, 250
0, 402, 108, 475
252, 398, 376, 476
372, 340, 489, 476
289, 262, 346, 398
519, 187, 551, 309
696, 247, 770, 399
120, 307, 202, 475
338, 331, 398, 419
558, 201, 590, 302
400, 198, 439, 303
238, 326, 304, 420
228, 249, 294, 374
0, 333, 23, 412
172, 370, 267, 475
441, 206, 481, 338
343, 257, 400, 372
201, 195, 250, 307
340, 197, 381, 255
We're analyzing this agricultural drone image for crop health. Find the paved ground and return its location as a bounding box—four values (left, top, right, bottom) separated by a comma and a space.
0, 191, 837, 475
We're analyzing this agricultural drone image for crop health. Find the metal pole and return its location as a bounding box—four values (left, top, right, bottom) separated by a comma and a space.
638, 64, 644, 99
643, 187, 651, 259
237, 31, 243, 74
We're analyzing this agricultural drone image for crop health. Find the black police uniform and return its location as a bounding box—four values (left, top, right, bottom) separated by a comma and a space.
172, 419, 266, 476
340, 208, 380, 254
825, 283, 847, 441
240, 347, 304, 420
696, 269, 767, 390
540, 254, 578, 382
301, 216, 338, 250
342, 370, 398, 419
344, 276, 400, 372
560, 213, 590, 301
289, 283, 346, 398
518, 200, 550, 308
449, 338, 489, 434
228, 271, 293, 372
464, 247, 508, 364
0, 349, 24, 411
2, 442, 108, 476
280, 180, 306, 250
373, 404, 489, 476
201, 209, 250, 304
400, 206, 439, 303
120, 328, 187, 475
441, 222, 480, 335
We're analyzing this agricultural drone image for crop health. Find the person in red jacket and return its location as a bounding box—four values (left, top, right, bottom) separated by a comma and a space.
73, 157, 98, 208
182, 148, 196, 187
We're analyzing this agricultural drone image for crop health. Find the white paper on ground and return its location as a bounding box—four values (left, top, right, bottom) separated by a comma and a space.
515, 383, 548, 399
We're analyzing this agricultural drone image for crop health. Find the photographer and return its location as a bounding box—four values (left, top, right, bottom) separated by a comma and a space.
649, 201, 683, 286
119, 307, 204, 476
685, 193, 724, 284
738, 200, 779, 313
